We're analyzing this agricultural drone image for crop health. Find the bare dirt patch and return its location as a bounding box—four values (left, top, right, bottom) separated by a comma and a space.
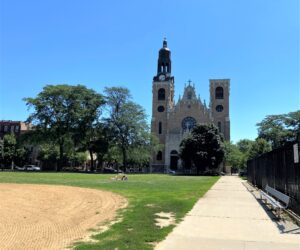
0, 184, 127, 250
155, 212, 176, 228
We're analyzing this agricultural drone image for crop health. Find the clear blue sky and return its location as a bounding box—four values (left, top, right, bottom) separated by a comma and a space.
0, 0, 299, 142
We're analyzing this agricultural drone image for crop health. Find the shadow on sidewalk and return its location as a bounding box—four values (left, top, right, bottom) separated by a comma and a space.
242, 181, 300, 235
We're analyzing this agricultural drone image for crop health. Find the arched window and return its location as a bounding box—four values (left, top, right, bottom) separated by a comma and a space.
158, 88, 165, 100
157, 151, 162, 161
170, 150, 178, 155
215, 87, 224, 99
158, 122, 162, 134
218, 121, 222, 133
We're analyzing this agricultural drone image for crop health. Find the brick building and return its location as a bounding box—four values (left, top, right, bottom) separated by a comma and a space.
0, 120, 32, 139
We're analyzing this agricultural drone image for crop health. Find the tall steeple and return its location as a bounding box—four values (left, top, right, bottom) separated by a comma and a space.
157, 38, 171, 76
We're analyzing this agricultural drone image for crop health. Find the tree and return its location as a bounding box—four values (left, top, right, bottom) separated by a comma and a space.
179, 136, 193, 170
284, 110, 300, 139
88, 130, 109, 171
3, 134, 17, 169
257, 110, 300, 149
38, 143, 59, 170
127, 133, 162, 170
0, 139, 4, 169
74, 124, 110, 172
69, 151, 87, 170
103, 145, 122, 168
180, 124, 225, 175
248, 138, 272, 159
24, 84, 105, 171
104, 87, 149, 171
14, 146, 31, 167
236, 139, 254, 155
224, 141, 245, 170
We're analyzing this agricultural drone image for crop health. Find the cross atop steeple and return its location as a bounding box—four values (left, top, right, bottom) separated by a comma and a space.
188, 79, 192, 86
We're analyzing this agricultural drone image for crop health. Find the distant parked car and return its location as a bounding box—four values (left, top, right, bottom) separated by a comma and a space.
239, 169, 247, 177
167, 169, 176, 174
103, 167, 117, 173
203, 170, 220, 176
15, 165, 25, 171
23, 165, 41, 171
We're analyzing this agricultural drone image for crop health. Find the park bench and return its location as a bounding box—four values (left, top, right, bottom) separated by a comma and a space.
260, 184, 290, 218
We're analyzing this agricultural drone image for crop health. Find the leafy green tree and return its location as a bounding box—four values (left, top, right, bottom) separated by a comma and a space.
148, 133, 163, 163
0, 139, 4, 168
38, 143, 59, 170
127, 133, 162, 170
234, 139, 255, 169
236, 139, 254, 155
284, 110, 300, 139
127, 146, 149, 168
179, 136, 193, 170
180, 124, 225, 175
248, 138, 272, 159
14, 146, 31, 167
257, 110, 300, 149
104, 87, 149, 170
3, 134, 17, 169
224, 141, 245, 169
24, 84, 105, 171
88, 132, 109, 171
74, 124, 109, 172
68, 151, 87, 170
103, 145, 122, 169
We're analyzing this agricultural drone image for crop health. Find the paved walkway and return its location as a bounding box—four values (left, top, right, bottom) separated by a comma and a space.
156, 176, 300, 250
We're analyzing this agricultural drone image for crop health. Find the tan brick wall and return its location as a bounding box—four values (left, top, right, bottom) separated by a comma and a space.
151, 78, 175, 166
151, 79, 230, 169
209, 79, 230, 141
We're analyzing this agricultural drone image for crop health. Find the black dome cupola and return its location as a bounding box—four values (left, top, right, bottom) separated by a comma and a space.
157, 38, 171, 76
163, 39, 168, 48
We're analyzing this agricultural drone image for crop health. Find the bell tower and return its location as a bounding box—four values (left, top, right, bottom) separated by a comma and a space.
210, 79, 230, 141
151, 39, 174, 171
157, 38, 172, 76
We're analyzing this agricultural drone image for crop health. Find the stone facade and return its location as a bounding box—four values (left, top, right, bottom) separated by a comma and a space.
151, 39, 230, 172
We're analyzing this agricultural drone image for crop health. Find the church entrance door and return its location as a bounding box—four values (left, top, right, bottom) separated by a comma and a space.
170, 150, 179, 170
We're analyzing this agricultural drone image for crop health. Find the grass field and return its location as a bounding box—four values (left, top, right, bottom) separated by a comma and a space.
0, 172, 219, 250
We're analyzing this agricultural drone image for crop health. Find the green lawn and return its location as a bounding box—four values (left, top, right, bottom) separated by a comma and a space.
0, 172, 219, 250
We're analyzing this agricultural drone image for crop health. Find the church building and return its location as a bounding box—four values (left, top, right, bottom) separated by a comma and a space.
151, 39, 230, 172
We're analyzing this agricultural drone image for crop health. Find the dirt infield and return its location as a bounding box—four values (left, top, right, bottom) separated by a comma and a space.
0, 184, 127, 250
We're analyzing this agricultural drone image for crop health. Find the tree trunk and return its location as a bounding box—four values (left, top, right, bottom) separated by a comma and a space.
97, 155, 104, 172
89, 149, 94, 172
58, 141, 64, 172
122, 147, 127, 172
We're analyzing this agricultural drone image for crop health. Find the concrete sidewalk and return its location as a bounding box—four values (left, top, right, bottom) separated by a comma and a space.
155, 176, 300, 250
